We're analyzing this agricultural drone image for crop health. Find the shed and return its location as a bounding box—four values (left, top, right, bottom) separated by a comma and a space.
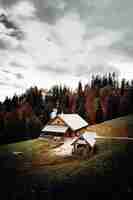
71, 132, 97, 158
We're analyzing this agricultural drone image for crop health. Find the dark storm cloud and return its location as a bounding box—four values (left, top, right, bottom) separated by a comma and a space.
2, 0, 133, 30
1, 0, 133, 92
1, 0, 18, 7
1, 0, 132, 40
96, 0, 133, 29
1, 0, 94, 24
0, 14, 24, 40
8, 30, 24, 40
0, 14, 18, 29
30, 0, 65, 24
31, 0, 101, 25
36, 0, 128, 28
62, 0, 96, 20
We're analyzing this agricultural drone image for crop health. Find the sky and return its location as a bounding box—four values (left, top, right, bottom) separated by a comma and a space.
0, 0, 133, 101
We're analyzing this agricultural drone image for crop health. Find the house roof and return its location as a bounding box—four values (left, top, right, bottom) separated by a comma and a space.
72, 131, 96, 147
58, 114, 88, 131
42, 125, 68, 133
82, 132, 96, 147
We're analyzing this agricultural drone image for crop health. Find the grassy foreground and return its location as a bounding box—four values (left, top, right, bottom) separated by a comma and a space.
0, 137, 133, 199
0, 115, 133, 199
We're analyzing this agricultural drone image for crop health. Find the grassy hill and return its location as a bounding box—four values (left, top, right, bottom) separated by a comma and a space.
0, 115, 133, 199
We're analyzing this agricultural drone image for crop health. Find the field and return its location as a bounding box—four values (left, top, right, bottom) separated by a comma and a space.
0, 115, 133, 199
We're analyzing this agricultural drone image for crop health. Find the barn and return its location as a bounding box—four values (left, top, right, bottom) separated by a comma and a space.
40, 114, 88, 138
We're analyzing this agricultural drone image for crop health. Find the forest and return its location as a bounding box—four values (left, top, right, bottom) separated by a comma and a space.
0, 72, 133, 144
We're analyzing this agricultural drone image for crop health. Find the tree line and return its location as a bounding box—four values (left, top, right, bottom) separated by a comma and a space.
0, 72, 133, 144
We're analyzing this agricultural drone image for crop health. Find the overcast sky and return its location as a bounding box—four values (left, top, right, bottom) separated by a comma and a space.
0, 0, 133, 101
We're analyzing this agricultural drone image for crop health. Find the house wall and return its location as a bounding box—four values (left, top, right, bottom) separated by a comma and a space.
46, 132, 65, 137
47, 117, 77, 137
49, 117, 65, 126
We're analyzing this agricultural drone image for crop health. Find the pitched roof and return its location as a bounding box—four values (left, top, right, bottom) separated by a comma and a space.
71, 131, 96, 147
42, 125, 68, 133
82, 132, 96, 147
58, 114, 88, 131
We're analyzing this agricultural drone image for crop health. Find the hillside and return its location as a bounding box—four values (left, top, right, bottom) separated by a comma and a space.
0, 115, 133, 199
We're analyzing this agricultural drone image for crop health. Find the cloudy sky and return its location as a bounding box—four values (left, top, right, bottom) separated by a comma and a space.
0, 0, 133, 101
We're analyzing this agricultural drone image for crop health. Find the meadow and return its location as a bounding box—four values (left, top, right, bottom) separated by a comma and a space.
0, 115, 133, 199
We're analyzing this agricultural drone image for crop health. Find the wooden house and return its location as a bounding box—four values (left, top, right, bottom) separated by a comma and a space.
40, 114, 88, 138
71, 132, 97, 158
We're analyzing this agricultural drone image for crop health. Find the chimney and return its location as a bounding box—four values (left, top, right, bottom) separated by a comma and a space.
50, 108, 57, 119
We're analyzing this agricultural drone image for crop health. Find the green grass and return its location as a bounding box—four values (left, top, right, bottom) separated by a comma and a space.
0, 138, 49, 157
0, 137, 133, 199
0, 137, 129, 171
0, 139, 34, 153
27, 139, 132, 198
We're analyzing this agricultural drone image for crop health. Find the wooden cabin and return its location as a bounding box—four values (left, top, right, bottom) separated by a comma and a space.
40, 114, 88, 138
71, 132, 97, 158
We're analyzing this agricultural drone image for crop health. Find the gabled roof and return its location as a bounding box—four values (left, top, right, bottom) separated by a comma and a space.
72, 132, 96, 147
82, 132, 96, 147
42, 125, 68, 133
58, 114, 88, 131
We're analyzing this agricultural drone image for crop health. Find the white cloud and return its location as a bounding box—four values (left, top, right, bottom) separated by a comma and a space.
86, 31, 125, 50
0, 0, 133, 101
9, 1, 36, 19
110, 61, 133, 81
55, 12, 86, 51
